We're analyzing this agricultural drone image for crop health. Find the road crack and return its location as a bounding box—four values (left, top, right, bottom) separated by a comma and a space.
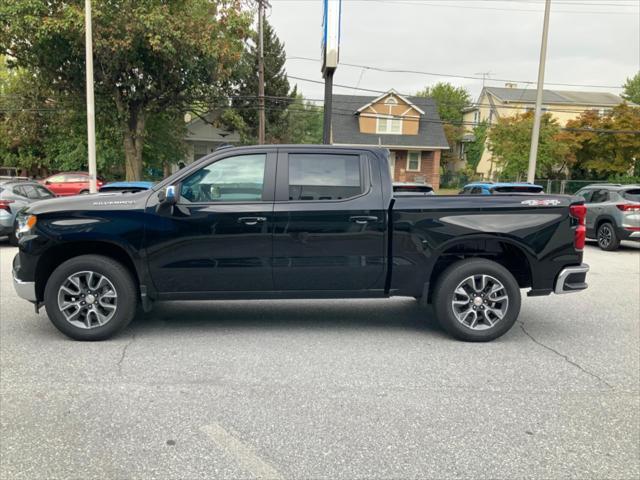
116, 333, 136, 376
519, 322, 614, 390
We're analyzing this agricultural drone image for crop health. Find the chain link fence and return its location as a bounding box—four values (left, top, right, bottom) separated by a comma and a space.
439, 173, 617, 195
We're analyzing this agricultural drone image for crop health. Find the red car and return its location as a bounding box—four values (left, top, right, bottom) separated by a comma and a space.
41, 172, 104, 196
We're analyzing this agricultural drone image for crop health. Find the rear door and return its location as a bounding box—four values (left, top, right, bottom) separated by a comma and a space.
585, 189, 609, 233
272, 148, 386, 292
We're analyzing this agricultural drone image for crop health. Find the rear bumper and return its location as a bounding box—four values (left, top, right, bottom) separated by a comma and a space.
12, 269, 37, 302
554, 264, 589, 294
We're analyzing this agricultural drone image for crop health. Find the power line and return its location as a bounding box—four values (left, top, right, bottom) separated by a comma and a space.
286, 56, 624, 90
271, 0, 639, 15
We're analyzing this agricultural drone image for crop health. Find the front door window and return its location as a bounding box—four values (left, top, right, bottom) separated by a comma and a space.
181, 154, 266, 203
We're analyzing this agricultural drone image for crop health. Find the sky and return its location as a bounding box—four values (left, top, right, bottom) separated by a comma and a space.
266, 0, 640, 103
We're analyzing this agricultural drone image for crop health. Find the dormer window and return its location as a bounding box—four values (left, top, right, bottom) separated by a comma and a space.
377, 116, 402, 134
384, 96, 398, 105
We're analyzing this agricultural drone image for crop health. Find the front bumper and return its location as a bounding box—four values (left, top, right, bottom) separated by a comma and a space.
13, 269, 37, 302
554, 264, 589, 294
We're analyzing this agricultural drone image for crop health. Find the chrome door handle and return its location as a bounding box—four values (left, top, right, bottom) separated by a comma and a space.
238, 216, 267, 225
349, 216, 378, 225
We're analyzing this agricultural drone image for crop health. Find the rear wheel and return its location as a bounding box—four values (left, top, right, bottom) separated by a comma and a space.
79, 190, 89, 195
44, 255, 137, 340
597, 222, 620, 251
433, 258, 521, 342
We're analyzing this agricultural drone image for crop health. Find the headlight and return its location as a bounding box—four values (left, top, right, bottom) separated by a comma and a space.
17, 214, 37, 234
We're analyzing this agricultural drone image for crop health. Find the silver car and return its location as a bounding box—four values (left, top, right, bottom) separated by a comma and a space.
574, 183, 640, 251
0, 179, 55, 244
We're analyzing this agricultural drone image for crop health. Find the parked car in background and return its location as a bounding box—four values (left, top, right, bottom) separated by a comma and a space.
1, 179, 55, 244
574, 184, 640, 251
392, 182, 434, 196
41, 172, 104, 196
99, 181, 154, 193
459, 182, 545, 195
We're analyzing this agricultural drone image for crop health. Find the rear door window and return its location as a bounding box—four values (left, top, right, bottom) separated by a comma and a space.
590, 189, 610, 203
622, 188, 640, 202
470, 187, 483, 195
288, 153, 363, 201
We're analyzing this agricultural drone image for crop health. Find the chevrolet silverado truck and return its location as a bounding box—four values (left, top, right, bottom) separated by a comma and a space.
12, 145, 589, 342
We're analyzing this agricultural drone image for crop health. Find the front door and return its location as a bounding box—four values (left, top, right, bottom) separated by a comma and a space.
145, 151, 276, 293
272, 149, 386, 292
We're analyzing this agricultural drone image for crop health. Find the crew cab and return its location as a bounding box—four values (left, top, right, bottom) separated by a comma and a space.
12, 145, 589, 342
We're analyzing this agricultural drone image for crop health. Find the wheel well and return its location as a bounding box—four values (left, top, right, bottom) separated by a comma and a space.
426, 239, 532, 303
595, 217, 614, 231
35, 241, 139, 301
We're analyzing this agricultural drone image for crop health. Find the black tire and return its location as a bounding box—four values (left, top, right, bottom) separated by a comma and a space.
44, 255, 138, 341
433, 258, 521, 342
597, 222, 620, 251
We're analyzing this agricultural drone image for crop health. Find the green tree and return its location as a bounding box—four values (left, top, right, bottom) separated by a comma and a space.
560, 104, 640, 178
231, 19, 295, 143
487, 111, 569, 178
465, 122, 488, 172
622, 72, 640, 105
1, 0, 250, 180
285, 94, 323, 144
416, 82, 471, 168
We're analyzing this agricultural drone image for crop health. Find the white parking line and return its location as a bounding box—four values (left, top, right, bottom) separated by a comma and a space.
200, 423, 284, 480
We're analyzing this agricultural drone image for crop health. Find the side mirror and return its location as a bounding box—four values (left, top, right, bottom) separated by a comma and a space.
44, 180, 51, 185
158, 184, 179, 205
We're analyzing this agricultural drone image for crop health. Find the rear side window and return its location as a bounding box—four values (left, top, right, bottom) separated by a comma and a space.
622, 188, 640, 202
491, 186, 544, 194
47, 174, 66, 183
288, 154, 362, 201
66, 174, 88, 182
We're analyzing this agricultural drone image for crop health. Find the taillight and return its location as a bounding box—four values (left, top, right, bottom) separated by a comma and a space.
570, 204, 586, 251
616, 204, 640, 212
0, 200, 14, 213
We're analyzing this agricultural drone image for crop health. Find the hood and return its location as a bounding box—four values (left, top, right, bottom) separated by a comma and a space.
26, 190, 151, 215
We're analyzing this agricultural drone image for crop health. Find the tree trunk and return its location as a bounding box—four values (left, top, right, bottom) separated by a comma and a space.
115, 94, 146, 181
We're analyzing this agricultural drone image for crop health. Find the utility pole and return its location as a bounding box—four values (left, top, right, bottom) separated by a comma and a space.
85, 0, 97, 193
321, 0, 341, 144
257, 0, 266, 145
527, 0, 551, 183
322, 69, 334, 144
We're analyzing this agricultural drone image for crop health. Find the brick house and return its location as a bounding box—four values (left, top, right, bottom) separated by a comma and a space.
331, 90, 449, 189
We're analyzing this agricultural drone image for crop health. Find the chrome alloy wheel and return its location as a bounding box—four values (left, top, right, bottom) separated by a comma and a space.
598, 224, 612, 249
57, 271, 118, 329
451, 274, 509, 330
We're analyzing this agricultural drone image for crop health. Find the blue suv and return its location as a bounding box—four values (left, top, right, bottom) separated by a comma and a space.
460, 182, 545, 195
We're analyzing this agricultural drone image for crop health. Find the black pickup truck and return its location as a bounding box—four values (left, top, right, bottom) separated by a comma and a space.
12, 145, 589, 342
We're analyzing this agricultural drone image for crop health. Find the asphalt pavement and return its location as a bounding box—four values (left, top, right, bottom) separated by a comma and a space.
1, 240, 638, 479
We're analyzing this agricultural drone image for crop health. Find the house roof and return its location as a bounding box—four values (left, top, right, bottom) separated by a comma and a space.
484, 87, 627, 106
331, 94, 449, 149
355, 89, 425, 115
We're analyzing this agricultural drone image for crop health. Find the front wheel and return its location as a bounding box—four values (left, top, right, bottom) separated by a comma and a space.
44, 255, 138, 340
433, 258, 521, 342
597, 222, 620, 251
